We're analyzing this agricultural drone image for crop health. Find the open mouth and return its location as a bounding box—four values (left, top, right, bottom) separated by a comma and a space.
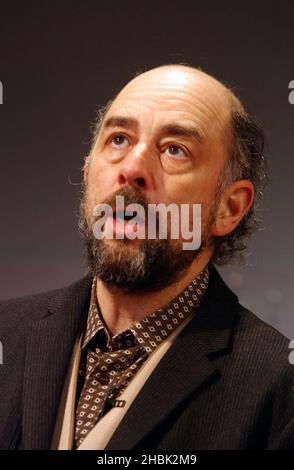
113, 210, 144, 225
100, 208, 147, 239
114, 210, 134, 221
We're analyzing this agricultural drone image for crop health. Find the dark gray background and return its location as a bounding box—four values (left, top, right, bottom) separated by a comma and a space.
0, 1, 293, 338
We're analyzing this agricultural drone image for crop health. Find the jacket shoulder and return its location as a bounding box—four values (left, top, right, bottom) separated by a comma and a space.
233, 304, 293, 383
237, 303, 290, 350
0, 274, 92, 330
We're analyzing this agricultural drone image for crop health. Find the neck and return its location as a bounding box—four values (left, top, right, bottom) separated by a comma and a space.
95, 249, 212, 336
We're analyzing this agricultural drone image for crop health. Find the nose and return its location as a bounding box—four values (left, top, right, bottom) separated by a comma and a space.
117, 143, 155, 190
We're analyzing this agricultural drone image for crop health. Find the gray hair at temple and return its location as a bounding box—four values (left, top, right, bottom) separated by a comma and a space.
87, 65, 269, 266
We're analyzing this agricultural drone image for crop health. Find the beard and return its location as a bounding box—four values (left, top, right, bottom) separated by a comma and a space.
79, 184, 217, 294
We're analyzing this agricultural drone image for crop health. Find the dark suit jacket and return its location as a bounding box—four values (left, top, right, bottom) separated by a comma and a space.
0, 264, 293, 450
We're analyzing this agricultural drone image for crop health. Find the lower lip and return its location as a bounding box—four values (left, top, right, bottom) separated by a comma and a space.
104, 216, 144, 238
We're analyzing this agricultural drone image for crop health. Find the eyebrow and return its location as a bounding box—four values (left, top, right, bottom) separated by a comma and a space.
102, 115, 203, 144
102, 116, 138, 132
160, 123, 203, 144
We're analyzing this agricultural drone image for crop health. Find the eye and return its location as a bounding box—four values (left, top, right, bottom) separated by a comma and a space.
110, 134, 129, 149
163, 145, 187, 160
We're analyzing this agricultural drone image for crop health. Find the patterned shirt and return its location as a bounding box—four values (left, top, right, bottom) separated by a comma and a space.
74, 266, 209, 447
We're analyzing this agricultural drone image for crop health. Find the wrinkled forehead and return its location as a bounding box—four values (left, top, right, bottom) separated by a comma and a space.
105, 67, 233, 141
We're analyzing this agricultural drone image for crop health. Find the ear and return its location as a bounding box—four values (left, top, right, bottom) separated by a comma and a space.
212, 180, 254, 237
83, 155, 91, 183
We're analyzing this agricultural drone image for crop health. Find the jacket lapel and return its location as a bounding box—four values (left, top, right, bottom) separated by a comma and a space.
106, 265, 239, 449
21, 274, 93, 449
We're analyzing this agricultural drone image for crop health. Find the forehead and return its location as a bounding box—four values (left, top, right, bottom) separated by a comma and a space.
105, 68, 232, 141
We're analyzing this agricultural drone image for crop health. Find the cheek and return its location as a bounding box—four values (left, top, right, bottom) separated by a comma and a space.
87, 158, 116, 201
164, 173, 214, 206
163, 173, 219, 233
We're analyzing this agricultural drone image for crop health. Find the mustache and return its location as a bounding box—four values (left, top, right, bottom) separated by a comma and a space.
98, 185, 149, 213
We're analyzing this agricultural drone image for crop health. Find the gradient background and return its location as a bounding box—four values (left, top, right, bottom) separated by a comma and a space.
0, 1, 293, 338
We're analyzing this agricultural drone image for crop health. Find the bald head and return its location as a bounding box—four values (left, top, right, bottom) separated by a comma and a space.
121, 64, 235, 108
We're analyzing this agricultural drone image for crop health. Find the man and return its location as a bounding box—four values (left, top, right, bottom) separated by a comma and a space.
0, 64, 293, 450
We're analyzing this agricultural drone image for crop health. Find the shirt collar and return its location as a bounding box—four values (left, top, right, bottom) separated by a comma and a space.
82, 266, 209, 354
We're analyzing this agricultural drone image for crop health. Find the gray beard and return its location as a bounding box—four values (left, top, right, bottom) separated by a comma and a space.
78, 185, 213, 294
